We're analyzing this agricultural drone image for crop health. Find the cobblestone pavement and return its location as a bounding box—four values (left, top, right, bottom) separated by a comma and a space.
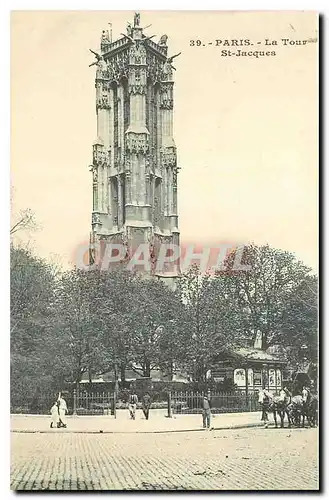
11, 427, 318, 491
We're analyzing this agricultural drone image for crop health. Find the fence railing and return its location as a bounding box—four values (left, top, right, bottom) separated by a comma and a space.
76, 391, 115, 415
170, 391, 261, 414
11, 389, 266, 416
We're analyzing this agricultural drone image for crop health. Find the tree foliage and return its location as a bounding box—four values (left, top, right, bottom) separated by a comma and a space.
10, 242, 318, 408
215, 244, 318, 357
176, 265, 236, 382
10, 245, 58, 403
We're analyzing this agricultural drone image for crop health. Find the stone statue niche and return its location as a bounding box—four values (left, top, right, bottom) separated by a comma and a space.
254, 330, 263, 349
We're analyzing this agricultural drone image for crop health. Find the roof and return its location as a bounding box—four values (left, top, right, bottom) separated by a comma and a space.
233, 347, 286, 364
80, 369, 166, 384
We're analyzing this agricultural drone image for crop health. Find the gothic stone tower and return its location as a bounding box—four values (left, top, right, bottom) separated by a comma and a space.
89, 13, 180, 277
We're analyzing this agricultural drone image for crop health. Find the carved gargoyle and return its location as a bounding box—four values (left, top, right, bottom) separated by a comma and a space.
167, 52, 182, 64
89, 49, 107, 71
89, 49, 101, 65
163, 52, 182, 75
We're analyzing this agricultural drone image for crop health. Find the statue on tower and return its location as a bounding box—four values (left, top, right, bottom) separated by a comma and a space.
101, 30, 110, 42
159, 34, 168, 46
134, 12, 141, 27
126, 22, 133, 36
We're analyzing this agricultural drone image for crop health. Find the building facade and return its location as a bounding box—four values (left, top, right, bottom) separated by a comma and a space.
211, 349, 285, 393
211, 332, 286, 393
89, 13, 180, 276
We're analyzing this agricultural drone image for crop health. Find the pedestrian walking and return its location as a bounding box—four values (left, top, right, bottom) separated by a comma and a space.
142, 392, 152, 420
50, 401, 60, 428
57, 394, 68, 428
259, 388, 272, 428
128, 392, 138, 420
202, 395, 211, 429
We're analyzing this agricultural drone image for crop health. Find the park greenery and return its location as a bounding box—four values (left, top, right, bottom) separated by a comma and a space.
10, 224, 318, 407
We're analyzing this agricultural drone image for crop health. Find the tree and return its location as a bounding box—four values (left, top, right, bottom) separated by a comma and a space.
92, 268, 138, 382
10, 244, 58, 405
156, 285, 189, 381
177, 265, 235, 382
51, 268, 106, 388
88, 270, 189, 381
11, 244, 57, 349
216, 244, 318, 355
10, 208, 38, 236
280, 273, 318, 363
128, 276, 184, 378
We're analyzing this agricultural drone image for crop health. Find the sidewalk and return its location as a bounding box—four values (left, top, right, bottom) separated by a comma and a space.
11, 410, 263, 434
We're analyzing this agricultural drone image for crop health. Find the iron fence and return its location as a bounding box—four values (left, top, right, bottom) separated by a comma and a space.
11, 389, 268, 416
171, 391, 261, 414
76, 391, 115, 415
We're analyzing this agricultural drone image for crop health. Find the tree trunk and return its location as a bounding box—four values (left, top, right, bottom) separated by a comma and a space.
120, 363, 126, 383
144, 360, 151, 378
114, 363, 119, 395
196, 360, 206, 383
74, 366, 84, 389
169, 361, 174, 381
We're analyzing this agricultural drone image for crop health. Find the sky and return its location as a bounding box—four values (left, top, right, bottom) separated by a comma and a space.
11, 10, 318, 270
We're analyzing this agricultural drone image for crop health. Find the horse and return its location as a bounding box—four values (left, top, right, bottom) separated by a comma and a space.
286, 395, 304, 427
308, 394, 318, 427
287, 393, 318, 427
258, 388, 292, 428
269, 388, 292, 428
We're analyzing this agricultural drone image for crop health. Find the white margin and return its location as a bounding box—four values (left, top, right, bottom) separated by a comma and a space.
2, 2, 326, 499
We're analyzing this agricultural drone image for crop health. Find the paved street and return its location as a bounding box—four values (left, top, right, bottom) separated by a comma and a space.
11, 417, 319, 491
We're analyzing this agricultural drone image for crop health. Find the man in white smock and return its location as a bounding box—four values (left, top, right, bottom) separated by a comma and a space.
58, 395, 68, 428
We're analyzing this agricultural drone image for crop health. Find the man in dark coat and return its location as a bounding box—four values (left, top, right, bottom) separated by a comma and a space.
142, 393, 152, 420
202, 395, 211, 429
258, 388, 272, 428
